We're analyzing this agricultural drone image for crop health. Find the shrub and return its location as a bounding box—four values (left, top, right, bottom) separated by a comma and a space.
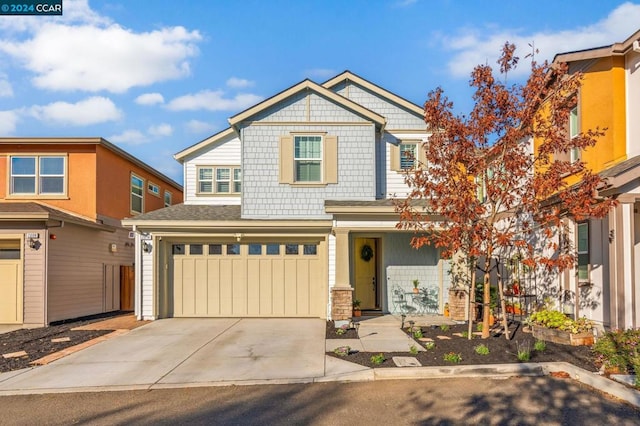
370, 353, 386, 365
443, 352, 462, 363
413, 328, 423, 339
333, 346, 350, 356
516, 341, 531, 362
476, 323, 483, 332
533, 340, 546, 352
528, 310, 593, 333
440, 324, 450, 332
474, 344, 490, 355
461, 331, 471, 339
592, 328, 640, 375
409, 345, 419, 355
424, 341, 436, 350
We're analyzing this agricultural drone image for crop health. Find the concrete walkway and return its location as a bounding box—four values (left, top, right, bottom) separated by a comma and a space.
0, 315, 638, 409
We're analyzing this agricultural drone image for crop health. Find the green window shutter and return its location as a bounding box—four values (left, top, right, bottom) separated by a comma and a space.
324, 135, 338, 184
279, 135, 293, 184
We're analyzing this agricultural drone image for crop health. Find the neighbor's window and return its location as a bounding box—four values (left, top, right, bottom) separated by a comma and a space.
577, 222, 589, 281
198, 166, 241, 194
131, 174, 144, 214
164, 191, 172, 207
148, 182, 160, 196
569, 106, 580, 163
10, 155, 66, 195
294, 135, 322, 182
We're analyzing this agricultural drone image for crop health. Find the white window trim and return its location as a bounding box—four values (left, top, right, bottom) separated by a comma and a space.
164, 190, 172, 207
293, 135, 323, 183
147, 181, 160, 197
569, 105, 580, 163
8, 154, 68, 198
131, 173, 145, 215
196, 165, 241, 195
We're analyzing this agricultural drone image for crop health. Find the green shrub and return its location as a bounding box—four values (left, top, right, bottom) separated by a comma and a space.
424, 341, 436, 350
474, 344, 490, 355
461, 331, 471, 339
592, 328, 640, 375
440, 324, 450, 332
443, 352, 462, 363
333, 346, 350, 356
409, 345, 419, 355
516, 341, 531, 362
533, 340, 546, 352
370, 353, 386, 365
476, 323, 483, 332
529, 310, 593, 333
413, 328, 423, 339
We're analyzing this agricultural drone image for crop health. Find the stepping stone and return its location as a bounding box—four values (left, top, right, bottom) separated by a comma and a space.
472, 332, 483, 336
51, 337, 71, 343
419, 337, 434, 342
436, 335, 451, 340
392, 356, 422, 367
3, 351, 27, 359
453, 333, 464, 337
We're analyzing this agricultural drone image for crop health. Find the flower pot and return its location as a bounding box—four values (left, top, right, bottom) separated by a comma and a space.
353, 309, 361, 317
532, 325, 594, 346
413, 287, 419, 294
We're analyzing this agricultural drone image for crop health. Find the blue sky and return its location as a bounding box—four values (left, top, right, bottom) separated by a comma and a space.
1, 0, 639, 183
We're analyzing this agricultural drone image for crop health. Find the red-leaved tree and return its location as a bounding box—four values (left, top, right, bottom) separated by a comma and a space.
396, 43, 616, 338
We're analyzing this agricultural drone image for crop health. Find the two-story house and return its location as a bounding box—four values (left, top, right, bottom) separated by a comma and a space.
0, 138, 183, 327
541, 30, 640, 330
125, 71, 451, 322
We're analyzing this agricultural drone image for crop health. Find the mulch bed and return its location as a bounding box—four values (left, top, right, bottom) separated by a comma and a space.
326, 321, 598, 371
0, 312, 127, 373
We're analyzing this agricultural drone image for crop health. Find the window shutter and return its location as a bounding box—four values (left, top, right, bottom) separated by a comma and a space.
390, 144, 400, 171
279, 135, 294, 183
324, 135, 338, 184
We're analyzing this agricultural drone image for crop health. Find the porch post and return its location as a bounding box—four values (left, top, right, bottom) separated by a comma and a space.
331, 228, 353, 320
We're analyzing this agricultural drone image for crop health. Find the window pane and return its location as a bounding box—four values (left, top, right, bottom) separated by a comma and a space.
172, 244, 185, 255
234, 182, 242, 193
199, 168, 213, 180
266, 244, 279, 255
570, 107, 578, 138
577, 223, 588, 253
200, 182, 213, 193
40, 177, 64, 194
12, 177, 35, 193
209, 244, 222, 255
226, 244, 240, 255
285, 244, 299, 255
217, 182, 230, 193
248, 244, 262, 255
40, 157, 64, 175
131, 176, 143, 188
577, 255, 589, 280
234, 169, 241, 180
216, 168, 230, 180
132, 196, 143, 213
0, 239, 20, 260
164, 192, 172, 206
189, 244, 203, 255
303, 244, 317, 255
400, 144, 416, 169
11, 157, 35, 175
295, 136, 322, 159
295, 161, 321, 181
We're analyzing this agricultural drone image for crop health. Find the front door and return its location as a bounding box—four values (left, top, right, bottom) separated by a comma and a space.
0, 238, 23, 324
354, 238, 378, 310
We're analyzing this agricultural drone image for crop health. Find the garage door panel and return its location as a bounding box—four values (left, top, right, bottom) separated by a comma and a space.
195, 259, 209, 316
271, 259, 285, 316
296, 260, 310, 315
219, 260, 233, 316
232, 259, 247, 315
258, 259, 273, 316
0, 263, 21, 324
207, 259, 221, 316
247, 259, 260, 315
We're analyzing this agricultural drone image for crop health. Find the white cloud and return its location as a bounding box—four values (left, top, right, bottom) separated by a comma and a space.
0, 0, 202, 93
305, 68, 336, 80
108, 129, 147, 145
135, 93, 165, 106
0, 75, 13, 97
0, 110, 19, 134
443, 2, 640, 78
148, 123, 173, 137
226, 77, 255, 88
166, 90, 263, 111
29, 96, 122, 126
185, 119, 217, 134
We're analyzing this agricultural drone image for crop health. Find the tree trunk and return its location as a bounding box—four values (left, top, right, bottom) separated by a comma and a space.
495, 261, 510, 340
481, 253, 493, 339
467, 263, 477, 340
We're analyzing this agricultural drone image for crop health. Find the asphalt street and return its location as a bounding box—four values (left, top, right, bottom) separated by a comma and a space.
1, 377, 638, 425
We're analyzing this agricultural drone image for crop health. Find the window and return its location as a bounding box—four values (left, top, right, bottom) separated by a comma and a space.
209, 244, 222, 255
266, 244, 280, 255
198, 166, 241, 194
131, 174, 144, 214
0, 240, 20, 260
577, 222, 589, 281
285, 244, 299, 255
10, 155, 66, 195
164, 191, 172, 207
391, 141, 426, 172
303, 244, 317, 255
148, 182, 160, 196
226, 244, 240, 255
399, 143, 418, 170
569, 106, 580, 163
189, 244, 203, 255
294, 135, 322, 182
172, 244, 185, 255
248, 244, 262, 255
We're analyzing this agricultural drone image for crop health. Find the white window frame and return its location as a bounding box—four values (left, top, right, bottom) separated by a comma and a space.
164, 190, 172, 207
147, 182, 160, 197
197, 166, 241, 195
576, 222, 589, 282
9, 154, 67, 196
569, 106, 580, 163
293, 135, 323, 183
131, 174, 144, 214
399, 143, 419, 170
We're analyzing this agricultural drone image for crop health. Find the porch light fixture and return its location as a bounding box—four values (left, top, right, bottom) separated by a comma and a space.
28, 238, 41, 250
143, 241, 152, 253
234, 233, 244, 242
354, 321, 360, 336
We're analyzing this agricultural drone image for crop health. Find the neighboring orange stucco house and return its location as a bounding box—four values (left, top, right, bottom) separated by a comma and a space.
0, 138, 183, 327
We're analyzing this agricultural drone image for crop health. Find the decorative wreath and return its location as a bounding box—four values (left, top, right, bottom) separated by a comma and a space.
360, 244, 374, 262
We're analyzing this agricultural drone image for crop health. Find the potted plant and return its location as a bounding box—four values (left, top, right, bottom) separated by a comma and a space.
352, 299, 362, 317
412, 279, 420, 294
528, 309, 594, 346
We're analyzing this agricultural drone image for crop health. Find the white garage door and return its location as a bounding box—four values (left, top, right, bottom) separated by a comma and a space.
171, 242, 325, 317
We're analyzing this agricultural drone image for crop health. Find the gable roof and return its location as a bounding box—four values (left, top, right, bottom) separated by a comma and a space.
322, 70, 424, 117
0, 137, 182, 191
174, 127, 236, 163
0, 202, 115, 231
228, 78, 386, 128
554, 29, 640, 63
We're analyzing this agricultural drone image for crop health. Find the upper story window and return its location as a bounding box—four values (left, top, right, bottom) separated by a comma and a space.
399, 143, 418, 170
391, 140, 426, 172
164, 190, 172, 207
294, 135, 322, 182
10, 155, 66, 196
569, 106, 580, 163
576, 222, 589, 282
197, 166, 241, 195
148, 182, 160, 196
131, 174, 144, 214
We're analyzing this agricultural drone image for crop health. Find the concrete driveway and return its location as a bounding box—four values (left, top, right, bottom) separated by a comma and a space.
0, 318, 326, 393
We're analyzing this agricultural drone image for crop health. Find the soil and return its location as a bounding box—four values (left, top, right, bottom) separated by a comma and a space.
0, 312, 127, 373
326, 321, 599, 371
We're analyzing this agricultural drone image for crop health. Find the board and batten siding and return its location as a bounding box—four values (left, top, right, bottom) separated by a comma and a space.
183, 135, 242, 205
47, 223, 134, 323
